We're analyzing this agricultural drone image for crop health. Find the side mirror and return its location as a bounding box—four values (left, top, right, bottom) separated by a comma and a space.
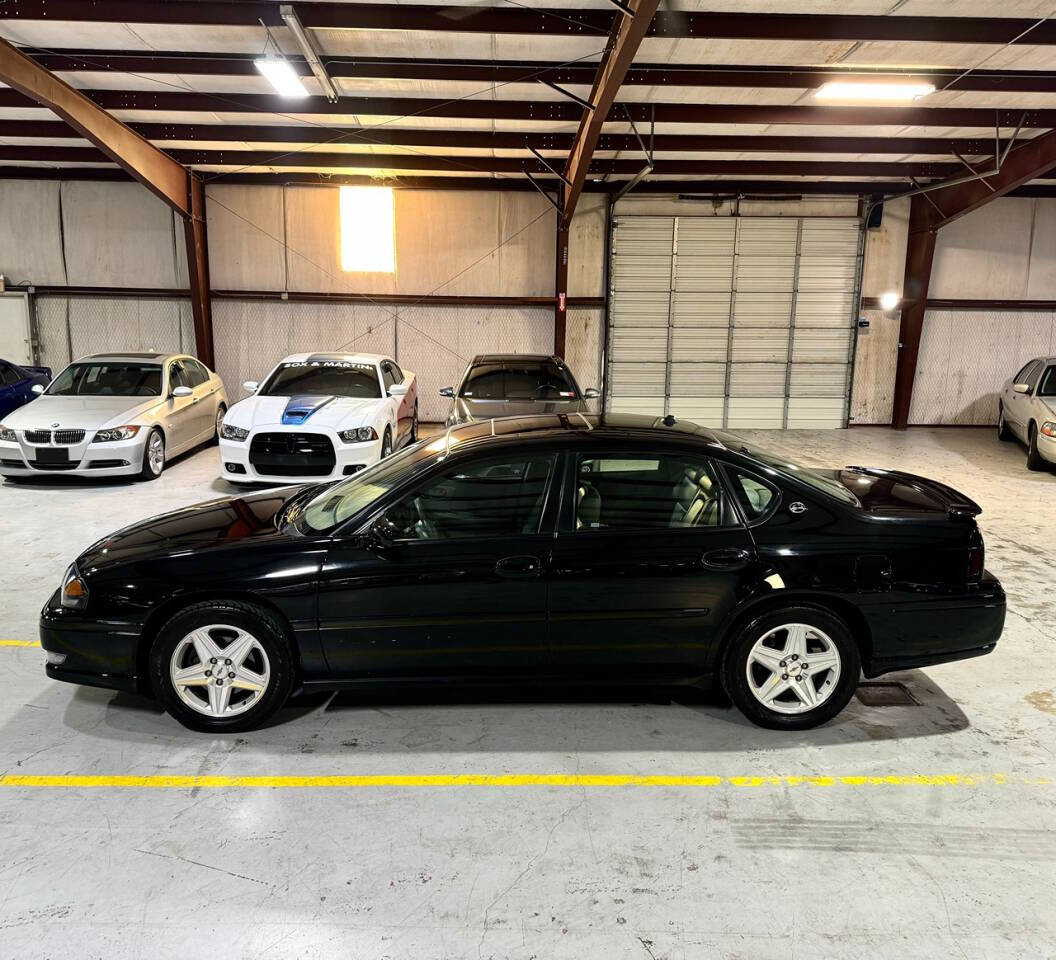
171, 385, 193, 398
439, 386, 454, 398
388, 383, 409, 397
30, 383, 44, 395
1013, 382, 1030, 394
243, 380, 259, 393
583, 387, 600, 399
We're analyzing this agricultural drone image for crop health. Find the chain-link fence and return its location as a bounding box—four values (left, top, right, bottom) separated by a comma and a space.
34, 295, 195, 372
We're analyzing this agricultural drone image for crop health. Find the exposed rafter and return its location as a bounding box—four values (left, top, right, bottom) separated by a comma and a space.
3, 3, 1056, 44
0, 120, 1027, 158
21, 50, 1056, 94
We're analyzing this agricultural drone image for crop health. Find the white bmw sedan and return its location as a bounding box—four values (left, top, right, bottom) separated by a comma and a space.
0, 352, 228, 481
218, 352, 418, 484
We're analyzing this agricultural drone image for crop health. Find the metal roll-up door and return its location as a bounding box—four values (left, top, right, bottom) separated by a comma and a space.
606, 214, 863, 429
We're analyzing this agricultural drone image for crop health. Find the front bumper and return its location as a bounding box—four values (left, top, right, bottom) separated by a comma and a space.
862, 572, 1006, 677
39, 590, 143, 693
1038, 430, 1056, 464
219, 432, 382, 484
0, 433, 145, 478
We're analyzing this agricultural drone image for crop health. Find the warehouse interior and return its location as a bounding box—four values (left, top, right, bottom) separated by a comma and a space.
1, 1, 1055, 957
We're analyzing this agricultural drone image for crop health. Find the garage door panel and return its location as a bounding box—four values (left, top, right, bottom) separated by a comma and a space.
729, 362, 786, 397
675, 256, 736, 291
792, 328, 853, 363
669, 328, 729, 362
668, 397, 724, 425
669, 362, 726, 396
787, 397, 847, 429
608, 395, 665, 416
611, 291, 670, 327
608, 361, 666, 397
731, 328, 789, 363
733, 291, 794, 327
727, 397, 785, 428
795, 291, 856, 327
735, 257, 796, 291
789, 363, 850, 398
612, 256, 672, 292
672, 291, 731, 326
611, 328, 668, 362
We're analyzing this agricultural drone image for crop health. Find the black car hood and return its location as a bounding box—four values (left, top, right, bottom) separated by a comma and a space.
77, 487, 307, 571
453, 396, 589, 421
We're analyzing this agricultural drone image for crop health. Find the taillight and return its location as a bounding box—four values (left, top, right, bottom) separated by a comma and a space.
968, 546, 984, 580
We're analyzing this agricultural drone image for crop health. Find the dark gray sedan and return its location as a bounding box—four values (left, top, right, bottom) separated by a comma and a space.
441, 354, 599, 425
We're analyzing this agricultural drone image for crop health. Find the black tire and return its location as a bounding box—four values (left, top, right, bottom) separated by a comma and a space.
410, 403, 419, 443
150, 600, 294, 733
721, 605, 860, 731
381, 426, 393, 459
997, 404, 1014, 441
138, 427, 165, 481
1027, 423, 1046, 471
211, 403, 227, 446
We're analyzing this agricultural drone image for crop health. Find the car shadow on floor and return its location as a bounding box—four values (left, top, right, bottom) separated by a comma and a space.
49, 667, 968, 753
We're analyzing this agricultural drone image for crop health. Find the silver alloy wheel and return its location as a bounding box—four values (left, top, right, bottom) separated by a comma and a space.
169, 624, 271, 718
745, 623, 842, 715
147, 430, 165, 475
216, 406, 225, 435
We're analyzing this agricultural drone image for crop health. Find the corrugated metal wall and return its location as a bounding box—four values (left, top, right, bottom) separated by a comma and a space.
606, 214, 863, 429
909, 309, 1056, 425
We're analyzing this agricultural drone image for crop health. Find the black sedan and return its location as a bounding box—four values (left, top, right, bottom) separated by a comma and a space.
41, 414, 1005, 732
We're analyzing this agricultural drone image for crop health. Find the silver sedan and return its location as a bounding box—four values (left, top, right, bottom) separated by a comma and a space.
0, 352, 228, 481
998, 356, 1056, 470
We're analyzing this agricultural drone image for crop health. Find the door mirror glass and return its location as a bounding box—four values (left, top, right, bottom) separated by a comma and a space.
439, 386, 454, 398
583, 387, 600, 399
243, 380, 259, 393
388, 382, 409, 397
171, 385, 193, 398
31, 383, 44, 395
1013, 382, 1030, 394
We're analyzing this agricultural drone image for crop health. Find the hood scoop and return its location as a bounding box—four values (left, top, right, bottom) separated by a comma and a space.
282, 395, 334, 425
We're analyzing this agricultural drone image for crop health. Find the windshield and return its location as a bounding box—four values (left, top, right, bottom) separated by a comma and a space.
714, 430, 860, 505
460, 361, 577, 401
296, 436, 443, 533
47, 362, 162, 397
261, 361, 381, 399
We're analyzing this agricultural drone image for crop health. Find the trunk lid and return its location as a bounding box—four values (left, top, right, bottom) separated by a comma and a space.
825, 466, 982, 519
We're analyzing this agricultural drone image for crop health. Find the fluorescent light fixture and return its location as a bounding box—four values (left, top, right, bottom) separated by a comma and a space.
340, 186, 396, 273
879, 290, 900, 311
816, 81, 935, 102
254, 57, 309, 98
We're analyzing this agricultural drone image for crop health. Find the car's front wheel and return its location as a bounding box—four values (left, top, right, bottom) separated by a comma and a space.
1027, 422, 1046, 471
381, 426, 393, 459
149, 600, 294, 732
997, 404, 1014, 441
139, 428, 165, 481
722, 606, 860, 730
211, 403, 227, 445
410, 403, 419, 443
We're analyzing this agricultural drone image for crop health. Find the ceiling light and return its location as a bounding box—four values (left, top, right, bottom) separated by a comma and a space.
816, 81, 935, 102
254, 57, 309, 98
879, 291, 900, 311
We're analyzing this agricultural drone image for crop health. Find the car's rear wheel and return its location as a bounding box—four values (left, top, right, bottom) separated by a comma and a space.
722, 606, 860, 730
150, 600, 294, 732
1027, 423, 1046, 471
139, 428, 165, 481
997, 404, 1014, 441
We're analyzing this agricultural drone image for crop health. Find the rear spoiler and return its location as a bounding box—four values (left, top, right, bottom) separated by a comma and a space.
845, 466, 982, 519
22, 365, 51, 379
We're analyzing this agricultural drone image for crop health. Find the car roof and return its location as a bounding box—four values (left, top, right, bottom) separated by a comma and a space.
282, 352, 386, 365
469, 354, 563, 365
80, 352, 181, 363
438, 412, 725, 450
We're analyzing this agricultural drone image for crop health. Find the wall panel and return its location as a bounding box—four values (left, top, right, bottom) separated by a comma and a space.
0, 180, 66, 285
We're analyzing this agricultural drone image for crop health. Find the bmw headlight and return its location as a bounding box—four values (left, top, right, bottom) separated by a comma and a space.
221, 423, 250, 442
60, 563, 89, 611
0, 424, 16, 443
338, 427, 378, 443
92, 425, 141, 442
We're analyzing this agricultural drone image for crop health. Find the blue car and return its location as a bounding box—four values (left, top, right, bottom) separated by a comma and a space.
0, 359, 51, 419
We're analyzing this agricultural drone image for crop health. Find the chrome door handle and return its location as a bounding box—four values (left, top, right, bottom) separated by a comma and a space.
701, 547, 753, 571
495, 555, 541, 579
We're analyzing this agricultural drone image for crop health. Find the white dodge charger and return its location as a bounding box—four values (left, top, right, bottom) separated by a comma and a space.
219, 352, 418, 484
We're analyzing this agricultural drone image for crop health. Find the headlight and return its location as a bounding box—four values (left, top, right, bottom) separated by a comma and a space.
0, 424, 15, 442
221, 423, 250, 442
92, 425, 140, 443
1042, 422, 1056, 438
60, 564, 88, 611
338, 427, 378, 443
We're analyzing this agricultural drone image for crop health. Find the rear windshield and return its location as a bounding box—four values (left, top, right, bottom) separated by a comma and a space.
714, 430, 860, 506
47, 362, 162, 397
460, 361, 577, 401
260, 361, 381, 399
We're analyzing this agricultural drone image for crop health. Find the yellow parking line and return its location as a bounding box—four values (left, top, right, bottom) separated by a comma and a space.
0, 639, 39, 647
0, 773, 1049, 789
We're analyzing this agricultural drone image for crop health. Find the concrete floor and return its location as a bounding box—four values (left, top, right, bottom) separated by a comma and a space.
1, 426, 1054, 959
